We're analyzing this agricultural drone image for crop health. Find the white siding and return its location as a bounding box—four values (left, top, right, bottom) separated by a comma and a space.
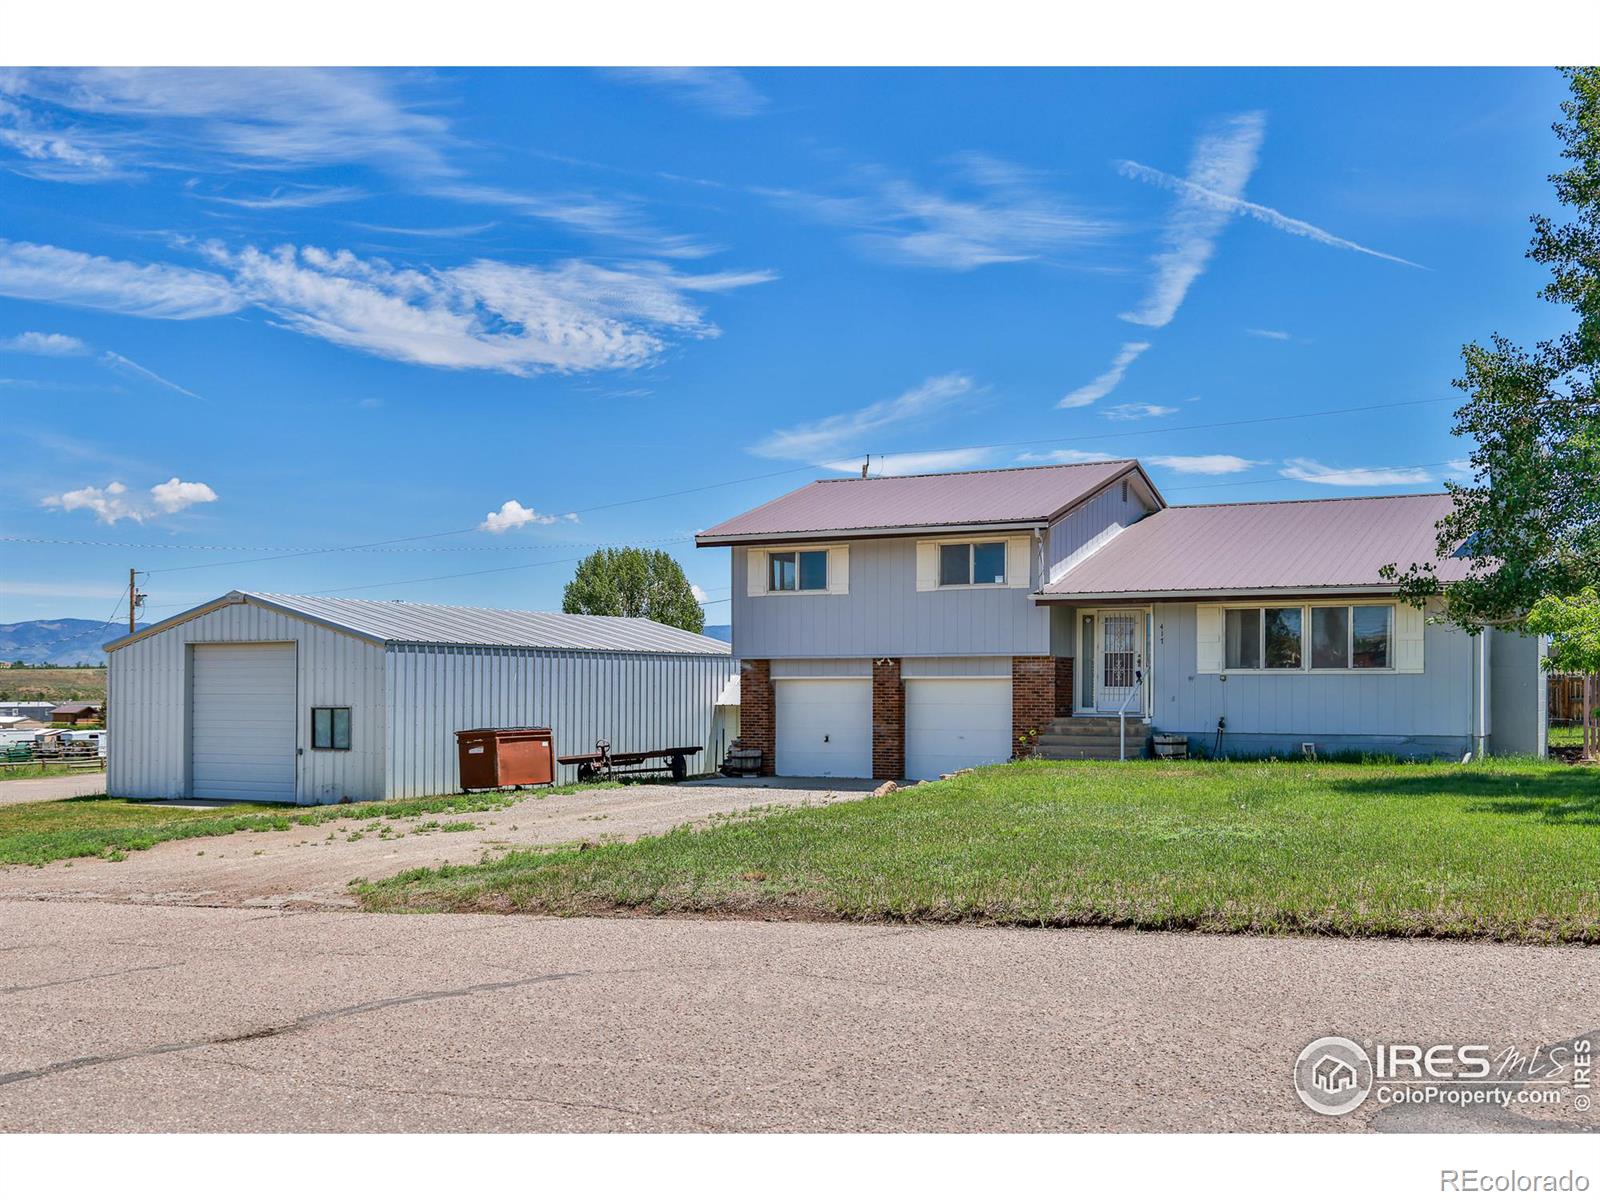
107, 600, 386, 804
383, 645, 734, 797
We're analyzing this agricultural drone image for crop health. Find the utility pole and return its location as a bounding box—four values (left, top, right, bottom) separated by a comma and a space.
128, 568, 145, 635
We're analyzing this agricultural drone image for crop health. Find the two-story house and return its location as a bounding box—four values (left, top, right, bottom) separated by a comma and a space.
696, 459, 1547, 778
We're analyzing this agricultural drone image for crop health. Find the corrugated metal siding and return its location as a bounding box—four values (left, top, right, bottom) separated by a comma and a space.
730, 538, 1049, 659
383, 645, 734, 797
106, 601, 385, 803
1488, 628, 1546, 756
1047, 479, 1154, 581
1150, 601, 1475, 741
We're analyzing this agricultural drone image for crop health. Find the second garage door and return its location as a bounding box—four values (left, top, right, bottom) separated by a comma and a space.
905, 677, 1013, 781
774, 678, 871, 777
191, 642, 298, 802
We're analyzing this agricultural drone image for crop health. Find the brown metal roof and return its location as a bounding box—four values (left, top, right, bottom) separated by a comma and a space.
1041, 493, 1471, 598
698, 460, 1148, 543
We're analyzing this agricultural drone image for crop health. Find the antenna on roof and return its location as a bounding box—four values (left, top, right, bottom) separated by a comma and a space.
860, 456, 870, 479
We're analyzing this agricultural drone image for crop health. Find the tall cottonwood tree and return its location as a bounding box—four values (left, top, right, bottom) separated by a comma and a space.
562, 547, 705, 634
1386, 68, 1600, 629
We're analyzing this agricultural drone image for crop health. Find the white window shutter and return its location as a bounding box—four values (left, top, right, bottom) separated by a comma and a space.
745, 548, 766, 597
827, 545, 850, 595
1196, 605, 1223, 673
916, 541, 938, 591
1394, 602, 1425, 673
1006, 535, 1032, 588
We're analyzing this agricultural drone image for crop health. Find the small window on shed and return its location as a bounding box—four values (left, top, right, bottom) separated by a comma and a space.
312, 707, 351, 750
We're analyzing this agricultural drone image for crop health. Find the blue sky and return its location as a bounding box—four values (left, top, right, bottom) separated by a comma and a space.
0, 67, 1574, 628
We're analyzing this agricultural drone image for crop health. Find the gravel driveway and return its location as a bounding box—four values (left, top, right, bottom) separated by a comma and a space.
0, 777, 875, 909
0, 771, 107, 806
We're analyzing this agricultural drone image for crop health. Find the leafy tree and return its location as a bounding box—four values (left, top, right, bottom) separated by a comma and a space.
1527, 588, 1600, 675
562, 548, 704, 634
1386, 68, 1600, 629
1527, 587, 1600, 758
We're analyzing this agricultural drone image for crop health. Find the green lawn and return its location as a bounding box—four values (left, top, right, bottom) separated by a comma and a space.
0, 762, 106, 779
0, 783, 617, 867
359, 758, 1600, 943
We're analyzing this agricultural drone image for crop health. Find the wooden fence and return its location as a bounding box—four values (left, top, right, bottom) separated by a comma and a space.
1549, 673, 1600, 759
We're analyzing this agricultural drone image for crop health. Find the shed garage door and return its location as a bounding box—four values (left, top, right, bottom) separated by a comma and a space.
775, 678, 871, 778
190, 643, 297, 802
905, 678, 1012, 781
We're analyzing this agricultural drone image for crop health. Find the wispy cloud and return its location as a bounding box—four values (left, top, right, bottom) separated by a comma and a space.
42, 476, 218, 523
1, 327, 202, 398
1246, 327, 1292, 340
1016, 448, 1119, 465
1059, 341, 1149, 409
207, 243, 773, 375
1105, 402, 1177, 421
606, 68, 768, 118
0, 237, 771, 377
0, 239, 241, 319
1119, 157, 1424, 270
99, 351, 204, 401
1145, 453, 1260, 474
201, 184, 368, 210
0, 70, 707, 258
0, 68, 453, 178
821, 448, 994, 477
1119, 113, 1265, 328
751, 374, 976, 462
1, 330, 90, 356
763, 155, 1116, 271
1279, 458, 1433, 486
479, 499, 577, 533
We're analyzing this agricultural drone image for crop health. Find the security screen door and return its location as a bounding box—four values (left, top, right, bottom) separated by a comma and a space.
1096, 611, 1140, 713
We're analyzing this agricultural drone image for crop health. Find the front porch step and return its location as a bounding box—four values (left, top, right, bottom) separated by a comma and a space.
1034, 716, 1151, 761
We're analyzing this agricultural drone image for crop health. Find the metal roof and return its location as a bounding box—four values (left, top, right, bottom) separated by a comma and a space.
697, 460, 1153, 544
1040, 493, 1472, 598
107, 591, 734, 656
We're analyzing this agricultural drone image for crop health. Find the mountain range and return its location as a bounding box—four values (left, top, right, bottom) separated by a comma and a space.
0, 619, 141, 665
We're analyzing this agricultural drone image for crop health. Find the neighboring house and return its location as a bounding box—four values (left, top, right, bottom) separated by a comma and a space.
104, 591, 735, 804
696, 459, 1546, 779
50, 702, 103, 725
0, 702, 57, 721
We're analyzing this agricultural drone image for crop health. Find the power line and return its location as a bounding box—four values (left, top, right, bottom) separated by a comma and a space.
1161, 460, 1464, 493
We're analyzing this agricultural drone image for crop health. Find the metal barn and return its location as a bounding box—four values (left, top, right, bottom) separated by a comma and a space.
105, 591, 737, 804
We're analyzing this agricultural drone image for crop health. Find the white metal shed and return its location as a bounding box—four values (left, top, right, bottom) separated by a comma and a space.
104, 591, 737, 804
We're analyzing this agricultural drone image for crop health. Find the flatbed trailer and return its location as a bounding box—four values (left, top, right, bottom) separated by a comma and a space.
556, 739, 700, 782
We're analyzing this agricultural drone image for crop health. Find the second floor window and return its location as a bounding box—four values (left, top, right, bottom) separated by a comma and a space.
939, 541, 1007, 586
769, 549, 828, 591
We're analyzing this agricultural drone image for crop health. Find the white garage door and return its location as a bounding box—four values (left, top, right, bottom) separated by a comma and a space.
775, 678, 871, 778
191, 643, 297, 802
905, 678, 1013, 781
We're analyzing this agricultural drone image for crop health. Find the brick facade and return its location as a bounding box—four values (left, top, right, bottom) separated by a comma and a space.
871, 657, 905, 780
1055, 656, 1075, 718
1012, 655, 1058, 759
739, 658, 775, 775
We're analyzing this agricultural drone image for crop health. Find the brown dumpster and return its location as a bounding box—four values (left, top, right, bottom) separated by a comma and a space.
455, 727, 555, 790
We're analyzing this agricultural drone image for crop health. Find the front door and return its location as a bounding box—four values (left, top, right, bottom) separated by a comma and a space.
1095, 610, 1141, 713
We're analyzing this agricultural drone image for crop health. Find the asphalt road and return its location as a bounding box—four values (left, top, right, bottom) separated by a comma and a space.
1, 901, 1595, 1133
